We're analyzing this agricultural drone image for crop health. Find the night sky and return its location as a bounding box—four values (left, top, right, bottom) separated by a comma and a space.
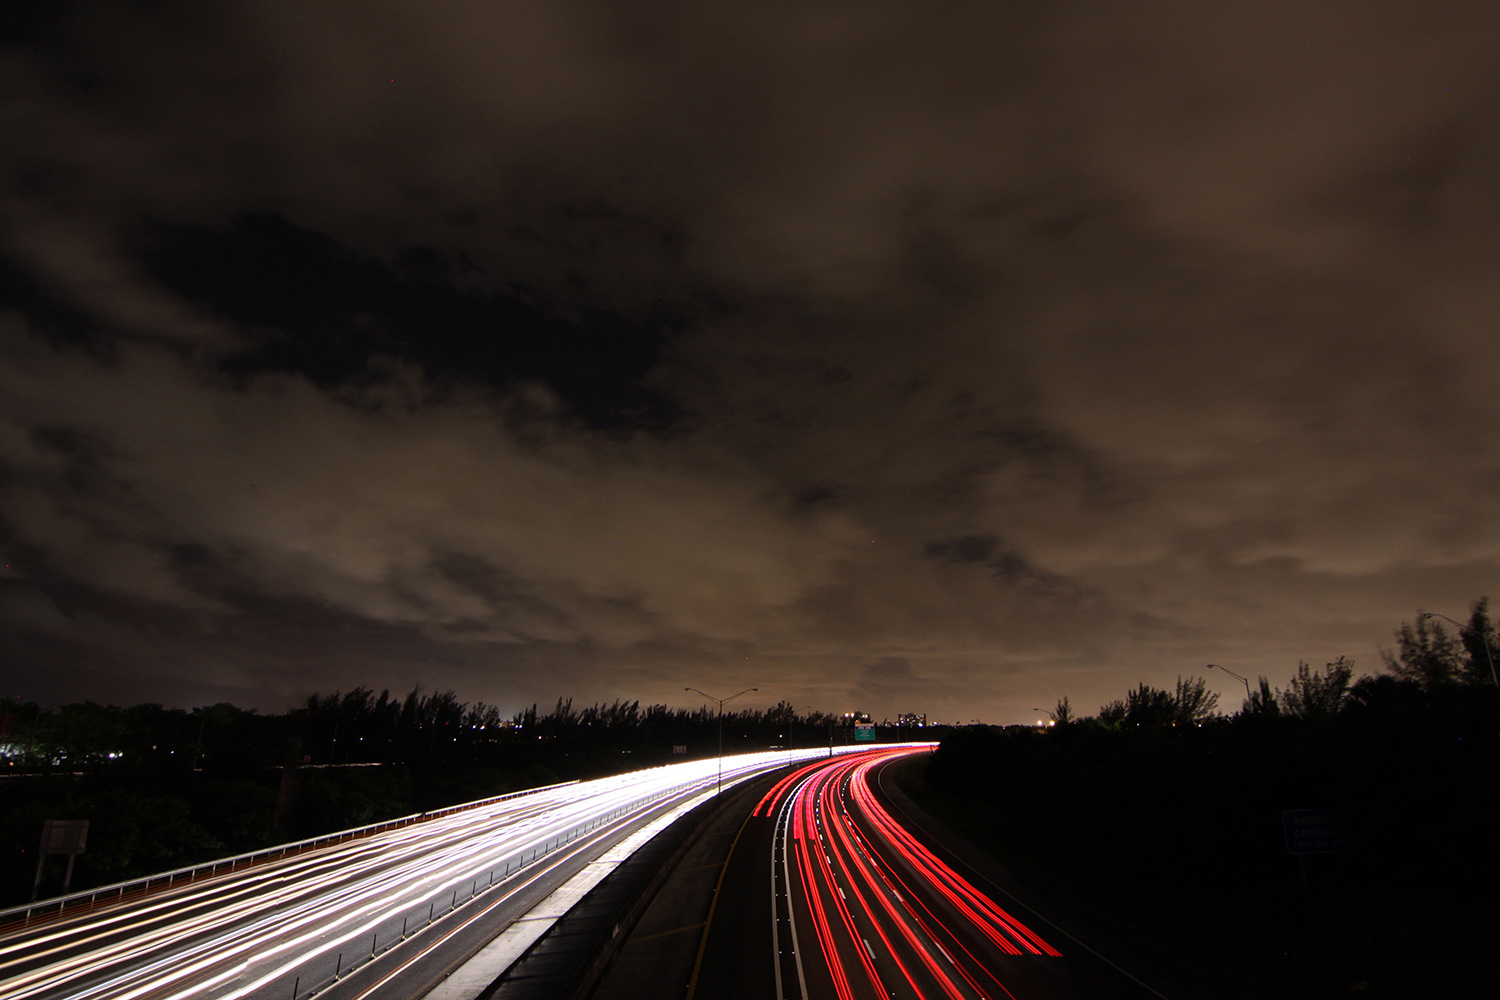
3, 2, 1499, 723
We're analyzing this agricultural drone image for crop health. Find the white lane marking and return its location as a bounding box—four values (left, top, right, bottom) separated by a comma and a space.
777, 776, 814, 1000
771, 794, 784, 1000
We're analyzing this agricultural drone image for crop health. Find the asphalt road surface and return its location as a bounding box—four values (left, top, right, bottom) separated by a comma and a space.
4, 744, 1164, 1000
0, 748, 892, 1000
690, 747, 1171, 1000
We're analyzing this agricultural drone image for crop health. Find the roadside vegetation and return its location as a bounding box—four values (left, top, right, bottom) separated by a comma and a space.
909, 600, 1500, 1000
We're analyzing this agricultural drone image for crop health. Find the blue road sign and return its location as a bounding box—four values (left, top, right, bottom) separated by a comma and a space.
1282, 808, 1346, 854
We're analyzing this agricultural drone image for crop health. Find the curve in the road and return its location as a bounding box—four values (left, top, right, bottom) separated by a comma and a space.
0, 746, 924, 1000
756, 747, 1060, 1000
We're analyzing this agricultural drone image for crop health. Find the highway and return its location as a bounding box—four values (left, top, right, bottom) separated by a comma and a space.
692, 746, 1169, 1000
0, 747, 905, 1000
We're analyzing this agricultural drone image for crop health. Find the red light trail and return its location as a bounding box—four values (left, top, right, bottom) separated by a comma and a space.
766, 747, 1059, 1000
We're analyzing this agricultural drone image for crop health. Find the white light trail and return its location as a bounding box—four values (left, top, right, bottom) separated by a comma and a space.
0, 745, 920, 1000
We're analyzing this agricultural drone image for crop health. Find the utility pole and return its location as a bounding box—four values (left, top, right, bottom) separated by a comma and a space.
1208, 663, 1252, 707
684, 687, 758, 795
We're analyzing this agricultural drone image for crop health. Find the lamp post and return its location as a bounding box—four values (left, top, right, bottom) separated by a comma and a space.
685, 686, 758, 795
1422, 612, 1500, 689
1207, 663, 1252, 706
1026, 707, 1062, 731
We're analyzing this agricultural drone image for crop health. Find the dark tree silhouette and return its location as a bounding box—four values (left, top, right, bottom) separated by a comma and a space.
1458, 597, 1500, 687
1096, 678, 1218, 727
1278, 657, 1355, 718
1244, 677, 1281, 717
1051, 696, 1074, 726
1382, 614, 1465, 690
1171, 676, 1220, 725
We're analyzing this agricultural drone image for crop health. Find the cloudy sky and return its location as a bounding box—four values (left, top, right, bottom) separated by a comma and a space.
2, 1, 1499, 723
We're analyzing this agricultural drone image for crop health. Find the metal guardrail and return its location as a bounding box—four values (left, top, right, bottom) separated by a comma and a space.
0, 778, 580, 928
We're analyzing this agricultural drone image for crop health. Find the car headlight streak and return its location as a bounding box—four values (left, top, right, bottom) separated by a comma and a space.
1, 745, 925, 1000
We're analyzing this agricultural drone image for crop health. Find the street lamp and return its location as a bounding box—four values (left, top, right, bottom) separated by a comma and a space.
685, 686, 758, 795
1207, 663, 1252, 706
1422, 612, 1500, 689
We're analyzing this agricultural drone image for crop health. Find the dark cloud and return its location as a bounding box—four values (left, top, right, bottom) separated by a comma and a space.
132, 212, 685, 431
3, 1, 1500, 721
925, 535, 998, 565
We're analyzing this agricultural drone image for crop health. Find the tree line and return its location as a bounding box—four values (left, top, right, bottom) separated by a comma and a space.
1044, 598, 1498, 730
1, 693, 885, 773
